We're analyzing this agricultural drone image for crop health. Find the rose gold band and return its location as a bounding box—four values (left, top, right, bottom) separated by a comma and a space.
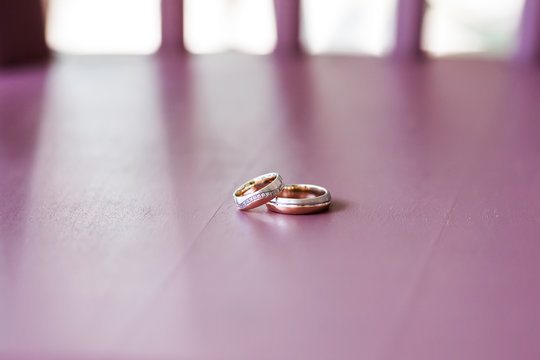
266, 184, 331, 215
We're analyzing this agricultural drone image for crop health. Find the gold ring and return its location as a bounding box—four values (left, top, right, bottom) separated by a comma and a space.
233, 172, 284, 210
266, 184, 331, 215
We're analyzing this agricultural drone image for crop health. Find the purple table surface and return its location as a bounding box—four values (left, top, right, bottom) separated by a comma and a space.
1, 54, 540, 360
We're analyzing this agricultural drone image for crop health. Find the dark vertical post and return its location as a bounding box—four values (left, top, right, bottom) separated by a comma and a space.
515, 0, 540, 64
160, 0, 186, 53
0, 0, 49, 66
273, 0, 302, 55
392, 0, 425, 60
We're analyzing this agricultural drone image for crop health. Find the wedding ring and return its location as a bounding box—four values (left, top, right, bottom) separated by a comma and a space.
266, 184, 331, 214
233, 172, 284, 210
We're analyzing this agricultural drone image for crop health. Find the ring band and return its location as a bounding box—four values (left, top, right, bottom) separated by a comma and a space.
233, 172, 284, 210
266, 184, 331, 215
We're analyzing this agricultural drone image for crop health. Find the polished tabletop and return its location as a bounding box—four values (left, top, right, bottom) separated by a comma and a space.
1, 54, 540, 359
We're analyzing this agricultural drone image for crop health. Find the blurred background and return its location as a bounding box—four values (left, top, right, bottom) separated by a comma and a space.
45, 0, 525, 57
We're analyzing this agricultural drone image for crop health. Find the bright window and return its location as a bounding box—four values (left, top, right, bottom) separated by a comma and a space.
47, 0, 161, 54
184, 0, 276, 54
301, 0, 398, 55
422, 0, 525, 57
45, 0, 526, 57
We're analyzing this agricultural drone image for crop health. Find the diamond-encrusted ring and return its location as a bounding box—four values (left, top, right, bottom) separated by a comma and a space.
233, 172, 284, 210
266, 184, 331, 215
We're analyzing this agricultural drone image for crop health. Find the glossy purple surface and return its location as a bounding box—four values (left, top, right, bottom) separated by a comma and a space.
1, 54, 540, 359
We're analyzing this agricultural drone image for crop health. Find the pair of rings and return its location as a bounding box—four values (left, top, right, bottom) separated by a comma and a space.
233, 172, 331, 214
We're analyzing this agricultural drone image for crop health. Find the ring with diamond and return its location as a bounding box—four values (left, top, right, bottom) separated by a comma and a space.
266, 184, 331, 214
233, 172, 284, 210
